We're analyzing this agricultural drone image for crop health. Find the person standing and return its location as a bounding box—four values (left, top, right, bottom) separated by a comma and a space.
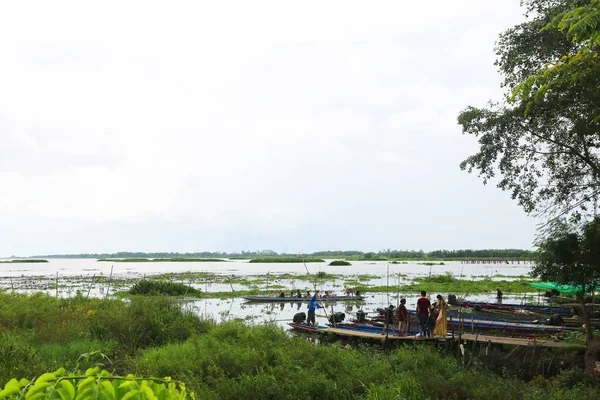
397, 298, 408, 336
416, 291, 431, 337
381, 305, 395, 336
496, 287, 503, 305
307, 291, 323, 326
433, 295, 448, 337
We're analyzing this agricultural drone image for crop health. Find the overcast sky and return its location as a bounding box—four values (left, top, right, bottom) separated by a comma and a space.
0, 0, 540, 257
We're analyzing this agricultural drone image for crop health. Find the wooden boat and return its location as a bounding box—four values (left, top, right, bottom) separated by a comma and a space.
242, 295, 364, 302
455, 301, 573, 314
288, 322, 580, 349
353, 311, 568, 336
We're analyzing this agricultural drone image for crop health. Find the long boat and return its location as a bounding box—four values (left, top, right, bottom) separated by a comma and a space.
242, 295, 364, 302
353, 313, 568, 336
455, 301, 573, 314
287, 322, 580, 349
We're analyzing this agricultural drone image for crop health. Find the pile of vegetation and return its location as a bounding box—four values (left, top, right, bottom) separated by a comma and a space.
0, 291, 598, 399
128, 280, 202, 296
249, 257, 325, 263
328, 260, 351, 266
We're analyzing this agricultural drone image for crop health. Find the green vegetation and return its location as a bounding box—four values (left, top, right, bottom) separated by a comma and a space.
364, 273, 533, 294
328, 260, 352, 266
249, 257, 325, 263
31, 249, 534, 261
0, 291, 598, 400
458, 0, 599, 221
0, 366, 191, 400
0, 259, 48, 263
98, 258, 226, 262
418, 262, 445, 266
128, 280, 202, 296
533, 217, 600, 372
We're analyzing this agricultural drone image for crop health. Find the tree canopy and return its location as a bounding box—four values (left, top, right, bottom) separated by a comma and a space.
458, 0, 600, 220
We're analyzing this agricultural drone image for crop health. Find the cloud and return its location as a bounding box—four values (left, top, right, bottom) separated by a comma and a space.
0, 0, 536, 255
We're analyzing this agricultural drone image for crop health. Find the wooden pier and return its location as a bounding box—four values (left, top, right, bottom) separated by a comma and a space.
295, 325, 583, 349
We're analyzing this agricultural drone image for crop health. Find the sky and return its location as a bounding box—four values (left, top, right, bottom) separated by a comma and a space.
0, 0, 540, 257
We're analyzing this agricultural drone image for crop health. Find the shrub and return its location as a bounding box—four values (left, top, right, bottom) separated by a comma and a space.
129, 280, 202, 296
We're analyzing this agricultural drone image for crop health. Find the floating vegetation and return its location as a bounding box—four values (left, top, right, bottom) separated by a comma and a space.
417, 262, 445, 266
0, 259, 48, 263
98, 258, 227, 262
248, 257, 325, 263
390, 261, 408, 264
129, 280, 202, 296
328, 260, 351, 266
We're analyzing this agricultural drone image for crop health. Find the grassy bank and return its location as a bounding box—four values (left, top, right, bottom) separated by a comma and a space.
0, 291, 597, 399
0, 259, 48, 263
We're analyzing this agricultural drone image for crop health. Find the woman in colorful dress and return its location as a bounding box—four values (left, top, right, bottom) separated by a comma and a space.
433, 295, 448, 337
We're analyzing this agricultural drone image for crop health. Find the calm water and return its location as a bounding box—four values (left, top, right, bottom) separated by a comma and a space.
0, 258, 534, 328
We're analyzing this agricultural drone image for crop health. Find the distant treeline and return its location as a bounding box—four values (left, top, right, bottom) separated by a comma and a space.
27, 249, 533, 260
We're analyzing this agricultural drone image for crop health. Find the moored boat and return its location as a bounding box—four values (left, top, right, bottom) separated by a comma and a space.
242, 294, 364, 302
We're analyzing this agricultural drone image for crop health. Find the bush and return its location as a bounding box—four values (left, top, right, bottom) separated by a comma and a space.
89, 296, 211, 354
328, 260, 352, 266
129, 280, 202, 296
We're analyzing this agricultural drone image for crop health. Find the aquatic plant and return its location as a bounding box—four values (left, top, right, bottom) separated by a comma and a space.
328, 260, 351, 266
248, 257, 325, 263
128, 280, 202, 296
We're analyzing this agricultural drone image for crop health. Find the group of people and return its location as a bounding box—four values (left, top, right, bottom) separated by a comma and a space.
381, 291, 449, 337
275, 288, 354, 299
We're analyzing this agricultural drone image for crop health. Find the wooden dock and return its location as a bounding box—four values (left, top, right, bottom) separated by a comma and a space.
294, 324, 583, 349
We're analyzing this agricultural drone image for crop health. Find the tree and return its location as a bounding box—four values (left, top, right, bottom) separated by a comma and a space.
532, 217, 600, 373
458, 0, 600, 220
459, 0, 600, 373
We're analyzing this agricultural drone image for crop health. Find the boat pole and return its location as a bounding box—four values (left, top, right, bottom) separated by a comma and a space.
300, 254, 329, 321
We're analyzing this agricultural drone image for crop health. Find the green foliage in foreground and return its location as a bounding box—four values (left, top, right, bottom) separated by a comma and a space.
0, 259, 48, 263
248, 257, 325, 263
328, 260, 352, 266
0, 366, 191, 400
129, 280, 202, 297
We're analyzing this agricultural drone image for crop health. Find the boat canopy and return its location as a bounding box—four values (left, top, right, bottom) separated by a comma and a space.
527, 281, 591, 296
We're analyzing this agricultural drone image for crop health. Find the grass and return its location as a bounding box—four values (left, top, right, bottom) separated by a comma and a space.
363, 273, 533, 294
0, 292, 598, 399
249, 257, 325, 263
0, 259, 48, 263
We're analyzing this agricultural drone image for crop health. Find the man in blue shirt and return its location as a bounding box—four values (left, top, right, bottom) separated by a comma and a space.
307, 290, 323, 326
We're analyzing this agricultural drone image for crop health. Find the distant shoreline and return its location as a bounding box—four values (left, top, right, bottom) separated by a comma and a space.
14, 249, 535, 261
